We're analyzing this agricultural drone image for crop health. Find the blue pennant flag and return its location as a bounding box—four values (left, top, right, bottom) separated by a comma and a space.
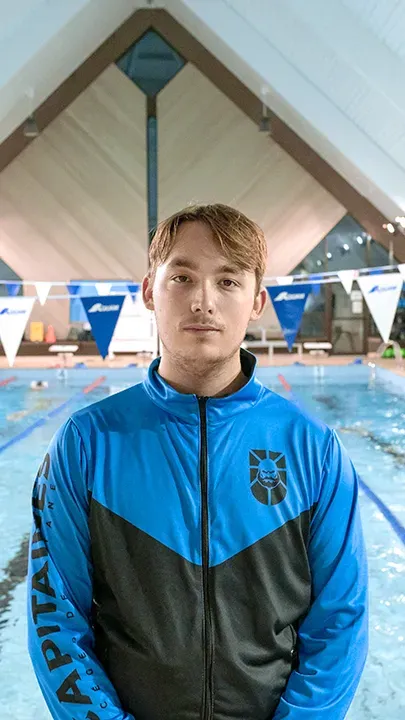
127, 283, 140, 296
267, 284, 312, 351
6, 283, 20, 297
67, 283, 81, 296
80, 295, 125, 358
308, 273, 323, 281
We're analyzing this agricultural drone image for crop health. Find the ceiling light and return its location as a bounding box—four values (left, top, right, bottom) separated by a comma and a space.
326, 252, 332, 259
316, 260, 322, 267
384, 223, 396, 234
259, 115, 271, 132
395, 216, 405, 228
259, 100, 271, 133
356, 235, 363, 244
23, 114, 39, 138
343, 243, 350, 251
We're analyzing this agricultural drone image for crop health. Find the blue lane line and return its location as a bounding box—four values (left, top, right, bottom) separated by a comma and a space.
47, 395, 82, 419
278, 377, 405, 547
358, 478, 405, 546
0, 391, 85, 455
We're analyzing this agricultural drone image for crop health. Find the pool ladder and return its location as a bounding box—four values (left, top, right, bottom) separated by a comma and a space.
368, 341, 404, 387
376, 341, 404, 369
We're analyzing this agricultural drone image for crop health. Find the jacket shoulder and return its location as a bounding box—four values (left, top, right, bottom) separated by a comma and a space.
70, 380, 147, 428
259, 385, 331, 439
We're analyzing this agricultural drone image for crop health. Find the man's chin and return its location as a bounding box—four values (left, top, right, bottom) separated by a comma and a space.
184, 343, 223, 360
160, 333, 243, 368
172, 340, 226, 368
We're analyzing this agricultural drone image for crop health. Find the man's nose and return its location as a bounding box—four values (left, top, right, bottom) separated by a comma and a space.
190, 282, 215, 315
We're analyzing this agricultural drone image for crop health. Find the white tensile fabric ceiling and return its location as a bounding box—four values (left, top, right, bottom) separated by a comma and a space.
0, 0, 404, 221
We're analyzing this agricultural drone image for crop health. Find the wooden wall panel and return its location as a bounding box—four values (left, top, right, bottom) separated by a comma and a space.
0, 65, 147, 337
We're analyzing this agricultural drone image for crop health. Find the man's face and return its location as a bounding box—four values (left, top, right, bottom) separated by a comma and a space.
142, 221, 267, 369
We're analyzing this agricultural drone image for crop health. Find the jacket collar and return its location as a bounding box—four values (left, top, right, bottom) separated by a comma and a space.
142, 348, 264, 425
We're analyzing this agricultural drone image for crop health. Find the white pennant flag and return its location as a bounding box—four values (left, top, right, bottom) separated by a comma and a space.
398, 264, 405, 280
357, 273, 403, 343
0, 297, 36, 366
35, 282, 52, 306
276, 276, 294, 285
338, 270, 356, 295
95, 283, 112, 296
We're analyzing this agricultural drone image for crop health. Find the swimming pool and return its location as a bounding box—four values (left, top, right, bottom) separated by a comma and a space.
0, 364, 404, 720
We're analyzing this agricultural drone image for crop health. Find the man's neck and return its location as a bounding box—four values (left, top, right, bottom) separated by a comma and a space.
157, 353, 248, 398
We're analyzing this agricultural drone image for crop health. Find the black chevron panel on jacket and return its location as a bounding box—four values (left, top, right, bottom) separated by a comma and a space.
89, 499, 312, 720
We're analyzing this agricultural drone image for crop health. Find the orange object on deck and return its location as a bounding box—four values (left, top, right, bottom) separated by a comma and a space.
45, 325, 56, 344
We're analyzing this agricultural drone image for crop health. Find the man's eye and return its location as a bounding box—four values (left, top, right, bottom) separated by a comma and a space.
173, 275, 189, 283
221, 279, 238, 288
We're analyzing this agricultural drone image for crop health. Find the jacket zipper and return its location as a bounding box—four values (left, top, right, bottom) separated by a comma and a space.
198, 397, 214, 720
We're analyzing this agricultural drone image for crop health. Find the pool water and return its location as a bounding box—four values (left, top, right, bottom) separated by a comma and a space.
0, 365, 404, 720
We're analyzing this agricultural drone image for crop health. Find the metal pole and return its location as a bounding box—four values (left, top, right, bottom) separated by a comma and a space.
146, 95, 160, 356
146, 95, 158, 249
363, 236, 371, 355
389, 237, 394, 266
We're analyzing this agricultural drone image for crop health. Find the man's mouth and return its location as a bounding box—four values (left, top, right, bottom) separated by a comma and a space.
183, 325, 221, 332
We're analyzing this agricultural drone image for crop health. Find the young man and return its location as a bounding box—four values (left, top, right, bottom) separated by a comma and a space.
28, 204, 368, 720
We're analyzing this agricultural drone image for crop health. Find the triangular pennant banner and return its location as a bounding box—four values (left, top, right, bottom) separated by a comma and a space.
67, 283, 80, 297
127, 283, 140, 303
357, 273, 403, 343
276, 276, 294, 285
338, 270, 356, 295
95, 283, 112, 296
267, 284, 312, 351
398, 264, 405, 280
0, 297, 36, 366
6, 283, 20, 297
80, 295, 125, 358
35, 282, 52, 306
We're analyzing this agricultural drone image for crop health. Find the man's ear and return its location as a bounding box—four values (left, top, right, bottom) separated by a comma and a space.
250, 287, 267, 321
142, 274, 155, 311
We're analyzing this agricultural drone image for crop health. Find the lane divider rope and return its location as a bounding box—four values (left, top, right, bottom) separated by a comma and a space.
0, 376, 106, 455
0, 376, 17, 387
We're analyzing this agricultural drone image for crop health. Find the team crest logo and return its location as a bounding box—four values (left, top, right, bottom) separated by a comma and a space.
249, 450, 287, 506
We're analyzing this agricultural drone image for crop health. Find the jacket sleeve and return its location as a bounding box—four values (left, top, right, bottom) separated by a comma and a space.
273, 430, 368, 719
27, 418, 135, 720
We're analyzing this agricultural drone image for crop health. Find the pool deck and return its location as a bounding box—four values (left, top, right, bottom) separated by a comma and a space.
0, 353, 404, 376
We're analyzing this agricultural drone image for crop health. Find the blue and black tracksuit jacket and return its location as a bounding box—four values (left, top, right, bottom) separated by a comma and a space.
28, 350, 368, 719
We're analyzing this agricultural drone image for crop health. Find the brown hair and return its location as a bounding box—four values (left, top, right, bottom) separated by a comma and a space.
148, 204, 267, 294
